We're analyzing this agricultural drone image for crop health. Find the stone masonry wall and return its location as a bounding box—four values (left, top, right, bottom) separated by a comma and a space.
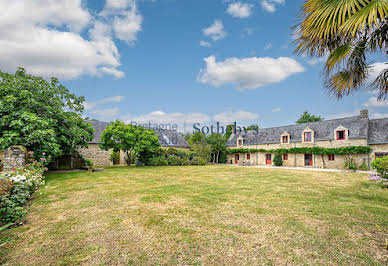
3, 146, 27, 171
227, 139, 371, 170
78, 144, 113, 166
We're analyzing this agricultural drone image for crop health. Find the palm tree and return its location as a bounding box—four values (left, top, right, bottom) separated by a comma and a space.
294, 0, 388, 100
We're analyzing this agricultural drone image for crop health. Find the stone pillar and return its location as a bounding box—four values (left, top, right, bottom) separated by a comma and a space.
3, 146, 27, 171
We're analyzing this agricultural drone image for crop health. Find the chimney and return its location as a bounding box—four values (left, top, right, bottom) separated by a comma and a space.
360, 109, 368, 119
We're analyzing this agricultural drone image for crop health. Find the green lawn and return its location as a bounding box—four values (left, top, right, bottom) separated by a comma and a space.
1, 165, 388, 265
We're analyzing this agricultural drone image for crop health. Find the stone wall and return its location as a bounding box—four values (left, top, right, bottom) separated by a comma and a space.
78, 144, 113, 166
79, 144, 130, 166
3, 146, 27, 171
227, 138, 372, 170
370, 144, 388, 159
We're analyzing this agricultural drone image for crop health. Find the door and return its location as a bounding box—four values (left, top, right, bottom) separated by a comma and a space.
266, 154, 272, 165
305, 154, 313, 166
235, 154, 239, 164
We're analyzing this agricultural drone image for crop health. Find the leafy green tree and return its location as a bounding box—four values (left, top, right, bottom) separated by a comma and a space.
245, 124, 259, 131
99, 121, 160, 165
0, 68, 94, 162
188, 132, 207, 145
296, 111, 323, 124
224, 124, 234, 140
207, 134, 227, 163
294, 0, 388, 99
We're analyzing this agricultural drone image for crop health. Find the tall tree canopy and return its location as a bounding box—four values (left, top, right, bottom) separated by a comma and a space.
296, 111, 323, 124
294, 0, 388, 99
0, 68, 94, 162
99, 121, 160, 165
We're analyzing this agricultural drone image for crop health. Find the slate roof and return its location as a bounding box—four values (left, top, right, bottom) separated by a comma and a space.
227, 115, 372, 147
87, 120, 190, 148
368, 118, 388, 144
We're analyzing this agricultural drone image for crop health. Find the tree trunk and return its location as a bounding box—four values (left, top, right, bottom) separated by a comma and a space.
216, 151, 220, 164
321, 154, 326, 169
126, 151, 131, 166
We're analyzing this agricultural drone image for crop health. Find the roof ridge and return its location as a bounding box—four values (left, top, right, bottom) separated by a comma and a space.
244, 115, 362, 132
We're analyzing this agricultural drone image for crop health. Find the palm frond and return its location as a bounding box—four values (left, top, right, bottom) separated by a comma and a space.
372, 66, 388, 99
340, 0, 388, 36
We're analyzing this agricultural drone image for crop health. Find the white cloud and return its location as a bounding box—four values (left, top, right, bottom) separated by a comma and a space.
111, 2, 143, 45
272, 108, 281, 112
261, 0, 285, 13
213, 111, 259, 124
0, 0, 145, 80
84, 96, 125, 111
226, 2, 254, 18
121, 111, 211, 132
370, 112, 388, 119
200, 40, 212, 47
264, 43, 272, 50
326, 110, 360, 120
203, 20, 226, 41
91, 107, 121, 121
363, 97, 388, 108
104, 0, 133, 10
197, 55, 305, 90
366, 62, 388, 85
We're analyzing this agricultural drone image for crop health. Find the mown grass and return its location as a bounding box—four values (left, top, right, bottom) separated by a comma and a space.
1, 165, 387, 265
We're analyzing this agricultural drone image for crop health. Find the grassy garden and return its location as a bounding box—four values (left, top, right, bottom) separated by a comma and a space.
1, 165, 387, 265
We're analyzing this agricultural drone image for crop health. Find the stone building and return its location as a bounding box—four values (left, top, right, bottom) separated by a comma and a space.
78, 120, 190, 166
226, 110, 388, 169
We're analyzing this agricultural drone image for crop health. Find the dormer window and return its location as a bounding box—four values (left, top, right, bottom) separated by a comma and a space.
304, 132, 312, 142
280, 131, 290, 144
302, 127, 314, 143
237, 136, 243, 147
334, 126, 348, 141
336, 130, 345, 140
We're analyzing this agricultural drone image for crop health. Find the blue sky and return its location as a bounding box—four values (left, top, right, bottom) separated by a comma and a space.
1, 0, 387, 132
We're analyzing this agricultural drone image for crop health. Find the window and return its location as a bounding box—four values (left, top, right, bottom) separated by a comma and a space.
304, 132, 312, 142
375, 153, 388, 158
283, 154, 288, 160
328, 154, 335, 161
247, 154, 250, 160
282, 135, 288, 143
336, 130, 345, 140
238, 139, 242, 146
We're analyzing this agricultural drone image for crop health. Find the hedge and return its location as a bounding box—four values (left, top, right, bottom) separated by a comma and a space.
226, 146, 372, 155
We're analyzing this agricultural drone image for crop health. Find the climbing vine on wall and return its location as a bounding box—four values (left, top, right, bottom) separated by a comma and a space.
226, 146, 372, 155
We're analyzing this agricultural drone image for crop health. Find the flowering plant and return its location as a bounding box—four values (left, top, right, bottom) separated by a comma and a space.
368, 174, 388, 188
0, 157, 47, 225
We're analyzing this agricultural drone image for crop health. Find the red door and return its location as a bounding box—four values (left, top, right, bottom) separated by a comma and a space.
266, 154, 272, 165
235, 154, 239, 164
305, 154, 313, 166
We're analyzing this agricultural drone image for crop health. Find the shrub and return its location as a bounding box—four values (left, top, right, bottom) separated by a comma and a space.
110, 150, 120, 165
149, 156, 168, 166
145, 148, 208, 166
273, 153, 283, 166
84, 158, 94, 167
190, 157, 207, 165
371, 156, 388, 177
0, 158, 46, 226
358, 159, 368, 171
